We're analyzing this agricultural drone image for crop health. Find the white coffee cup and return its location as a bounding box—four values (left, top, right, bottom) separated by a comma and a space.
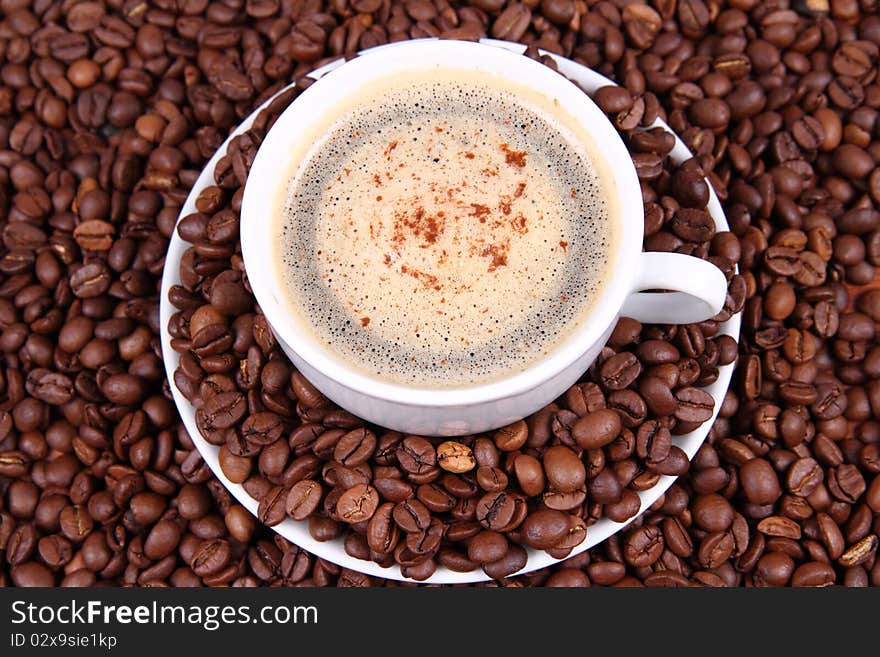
241, 39, 728, 437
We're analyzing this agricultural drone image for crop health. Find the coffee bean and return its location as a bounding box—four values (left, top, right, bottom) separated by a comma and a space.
637, 421, 672, 464
867, 477, 880, 513
59, 505, 93, 543
73, 220, 115, 251
573, 409, 622, 449
393, 499, 431, 533
491, 4, 532, 41
674, 387, 714, 423
751, 551, 794, 587
286, 480, 323, 521
639, 377, 677, 416
587, 561, 626, 585
143, 520, 181, 561
764, 282, 796, 321
512, 455, 544, 496
757, 516, 802, 540
624, 525, 664, 567
604, 489, 642, 523
692, 494, 734, 532
37, 534, 72, 568
467, 530, 508, 563
69, 262, 111, 298
476, 491, 516, 531
739, 459, 782, 505
827, 465, 866, 504
192, 539, 232, 577
11, 562, 55, 587
477, 466, 509, 493
482, 543, 527, 580
595, 86, 633, 114
600, 352, 642, 390
541, 445, 585, 493
437, 441, 475, 473
791, 561, 835, 587
337, 484, 379, 523
417, 483, 456, 513
839, 535, 878, 568
333, 428, 376, 467
494, 420, 528, 451
396, 436, 436, 474
520, 510, 569, 550
130, 492, 167, 525
671, 208, 715, 242
257, 486, 287, 527
0, 449, 29, 478
622, 4, 662, 50
367, 503, 400, 555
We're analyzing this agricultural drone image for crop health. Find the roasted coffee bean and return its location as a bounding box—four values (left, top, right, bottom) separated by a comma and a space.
637, 421, 672, 464
417, 483, 456, 513
337, 484, 379, 524
692, 494, 734, 532
542, 487, 587, 512
595, 86, 633, 114
192, 539, 232, 577
604, 489, 642, 523
675, 388, 714, 423
520, 510, 570, 550
367, 503, 400, 555
542, 446, 585, 493
739, 459, 782, 505
671, 208, 715, 242
476, 491, 516, 531
472, 438, 500, 469
59, 505, 92, 542
758, 516, 802, 540
286, 480, 322, 521
257, 486, 287, 527
624, 525, 664, 568
200, 392, 247, 430
477, 466, 509, 493
11, 562, 55, 587
482, 543, 527, 580
393, 499, 431, 533
640, 377, 677, 416
494, 420, 528, 451
791, 561, 835, 587
143, 520, 181, 561
600, 352, 642, 390
573, 409, 622, 450
333, 428, 376, 467
513, 455, 545, 496
405, 518, 444, 556
839, 535, 878, 568
437, 441, 475, 473
396, 436, 436, 475
787, 458, 823, 497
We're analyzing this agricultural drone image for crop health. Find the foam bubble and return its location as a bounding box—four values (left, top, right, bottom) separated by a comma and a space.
277, 75, 612, 388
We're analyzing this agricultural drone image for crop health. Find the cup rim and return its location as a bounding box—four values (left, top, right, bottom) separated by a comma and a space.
241, 38, 644, 407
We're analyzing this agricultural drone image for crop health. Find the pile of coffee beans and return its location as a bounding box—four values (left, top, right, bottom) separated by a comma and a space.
2, 0, 879, 586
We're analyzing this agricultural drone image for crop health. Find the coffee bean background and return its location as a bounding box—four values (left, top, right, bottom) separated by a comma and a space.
2, 0, 880, 587
167, 50, 747, 579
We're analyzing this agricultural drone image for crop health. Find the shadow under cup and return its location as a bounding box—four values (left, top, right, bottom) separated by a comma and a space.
240, 39, 709, 436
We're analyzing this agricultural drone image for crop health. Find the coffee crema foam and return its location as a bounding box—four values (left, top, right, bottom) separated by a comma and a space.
274, 70, 616, 388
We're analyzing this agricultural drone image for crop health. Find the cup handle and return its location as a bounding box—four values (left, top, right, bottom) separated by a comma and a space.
620, 252, 728, 324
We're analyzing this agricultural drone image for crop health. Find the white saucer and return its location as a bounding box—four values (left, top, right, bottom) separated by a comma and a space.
159, 39, 742, 584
